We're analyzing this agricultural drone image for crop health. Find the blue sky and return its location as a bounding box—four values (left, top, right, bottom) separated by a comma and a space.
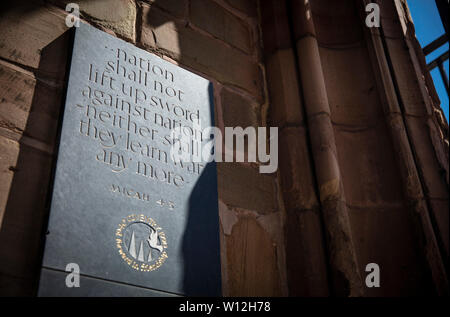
407, 0, 449, 121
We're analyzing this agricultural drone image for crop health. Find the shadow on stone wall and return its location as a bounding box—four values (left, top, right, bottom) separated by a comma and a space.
143, 3, 223, 296
0, 28, 72, 296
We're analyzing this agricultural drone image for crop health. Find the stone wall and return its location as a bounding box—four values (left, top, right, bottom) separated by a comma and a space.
261, 0, 449, 296
0, 0, 448, 297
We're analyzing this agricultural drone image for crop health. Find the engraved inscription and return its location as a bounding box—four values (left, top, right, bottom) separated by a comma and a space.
110, 184, 176, 210
73, 45, 208, 189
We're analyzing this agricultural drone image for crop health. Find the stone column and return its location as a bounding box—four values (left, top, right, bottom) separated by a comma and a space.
261, 0, 329, 296
289, 0, 364, 296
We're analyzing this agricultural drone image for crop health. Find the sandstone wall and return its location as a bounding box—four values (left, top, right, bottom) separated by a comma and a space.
0, 0, 448, 297
261, 0, 449, 296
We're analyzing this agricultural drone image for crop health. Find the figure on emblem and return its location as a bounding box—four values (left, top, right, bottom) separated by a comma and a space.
147, 228, 163, 261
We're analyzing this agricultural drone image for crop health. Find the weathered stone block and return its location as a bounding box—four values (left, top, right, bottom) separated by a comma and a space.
0, 0, 69, 82
221, 88, 258, 129
260, 0, 292, 55
279, 127, 318, 211
265, 49, 303, 127
217, 163, 277, 214
140, 4, 263, 100
0, 137, 19, 225
49, 0, 136, 41
190, 0, 252, 54
284, 209, 329, 296
320, 46, 382, 127
334, 126, 405, 207
0, 61, 62, 146
225, 214, 281, 296
310, 2, 363, 47
80, 0, 136, 41
348, 204, 434, 296
144, 0, 187, 18
225, 0, 257, 17
404, 116, 449, 199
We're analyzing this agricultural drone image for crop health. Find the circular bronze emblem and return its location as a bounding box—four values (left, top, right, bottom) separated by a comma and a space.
116, 214, 168, 272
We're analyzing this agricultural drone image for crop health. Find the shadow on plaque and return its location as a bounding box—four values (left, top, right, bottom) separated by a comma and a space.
182, 82, 222, 296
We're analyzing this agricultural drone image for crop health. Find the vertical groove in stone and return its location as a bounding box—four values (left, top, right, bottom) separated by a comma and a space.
385, 0, 449, 267
288, 0, 364, 297
260, 0, 329, 296
362, 0, 449, 296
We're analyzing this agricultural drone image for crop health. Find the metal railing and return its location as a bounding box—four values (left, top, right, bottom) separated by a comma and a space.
424, 0, 449, 97
425, 34, 449, 96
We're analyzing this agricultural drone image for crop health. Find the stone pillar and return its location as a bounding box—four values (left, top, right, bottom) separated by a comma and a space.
261, 0, 329, 296
288, 0, 364, 297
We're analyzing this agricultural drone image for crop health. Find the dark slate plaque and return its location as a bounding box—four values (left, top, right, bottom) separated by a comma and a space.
38, 23, 221, 296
